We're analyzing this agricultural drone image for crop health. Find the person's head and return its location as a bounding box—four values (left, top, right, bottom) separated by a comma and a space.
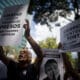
44, 59, 59, 80
18, 48, 31, 64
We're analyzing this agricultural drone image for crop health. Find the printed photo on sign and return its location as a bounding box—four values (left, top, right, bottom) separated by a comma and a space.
39, 49, 64, 80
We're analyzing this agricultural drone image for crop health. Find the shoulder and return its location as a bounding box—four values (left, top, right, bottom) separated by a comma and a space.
0, 61, 7, 79
0, 61, 7, 68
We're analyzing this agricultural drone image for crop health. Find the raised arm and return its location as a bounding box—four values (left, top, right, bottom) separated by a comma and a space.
24, 20, 43, 65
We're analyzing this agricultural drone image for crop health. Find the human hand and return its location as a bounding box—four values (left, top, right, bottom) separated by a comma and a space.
23, 20, 30, 38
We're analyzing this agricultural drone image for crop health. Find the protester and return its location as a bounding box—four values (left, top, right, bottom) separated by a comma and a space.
58, 43, 80, 80
0, 20, 43, 80
43, 59, 60, 80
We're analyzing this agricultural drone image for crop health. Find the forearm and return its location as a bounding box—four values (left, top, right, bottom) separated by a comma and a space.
26, 36, 43, 58
62, 53, 80, 79
62, 53, 74, 71
24, 20, 43, 63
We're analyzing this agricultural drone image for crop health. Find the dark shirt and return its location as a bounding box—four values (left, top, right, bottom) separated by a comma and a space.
7, 60, 39, 80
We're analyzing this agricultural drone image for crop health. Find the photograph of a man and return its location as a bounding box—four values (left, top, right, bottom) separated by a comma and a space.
43, 59, 60, 80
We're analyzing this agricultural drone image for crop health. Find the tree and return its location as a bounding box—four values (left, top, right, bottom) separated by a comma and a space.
39, 37, 57, 48
28, 0, 72, 26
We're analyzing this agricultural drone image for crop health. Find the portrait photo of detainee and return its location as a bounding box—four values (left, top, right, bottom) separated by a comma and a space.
43, 59, 60, 80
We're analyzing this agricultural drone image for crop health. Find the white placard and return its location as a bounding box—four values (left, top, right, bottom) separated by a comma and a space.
60, 19, 80, 51
0, 2, 30, 46
39, 49, 64, 80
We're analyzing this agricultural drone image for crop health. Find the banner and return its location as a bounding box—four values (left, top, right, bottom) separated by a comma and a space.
39, 49, 64, 80
0, 2, 30, 46
60, 18, 80, 51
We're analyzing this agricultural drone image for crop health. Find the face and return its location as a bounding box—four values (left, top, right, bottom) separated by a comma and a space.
45, 66, 54, 80
45, 62, 59, 79
50, 63, 59, 76
18, 49, 31, 63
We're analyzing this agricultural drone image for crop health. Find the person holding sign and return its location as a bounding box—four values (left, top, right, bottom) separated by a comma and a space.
58, 43, 80, 80
0, 20, 43, 80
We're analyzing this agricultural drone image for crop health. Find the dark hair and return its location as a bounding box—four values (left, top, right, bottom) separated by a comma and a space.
45, 59, 57, 66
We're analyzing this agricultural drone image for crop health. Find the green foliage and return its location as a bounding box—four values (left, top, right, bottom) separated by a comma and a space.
39, 37, 57, 49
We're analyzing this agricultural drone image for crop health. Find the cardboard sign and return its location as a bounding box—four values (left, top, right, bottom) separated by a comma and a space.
60, 19, 80, 51
39, 49, 64, 80
0, 2, 30, 46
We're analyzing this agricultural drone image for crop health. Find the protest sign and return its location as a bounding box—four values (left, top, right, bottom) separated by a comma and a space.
0, 1, 30, 46
60, 19, 80, 51
39, 49, 64, 80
